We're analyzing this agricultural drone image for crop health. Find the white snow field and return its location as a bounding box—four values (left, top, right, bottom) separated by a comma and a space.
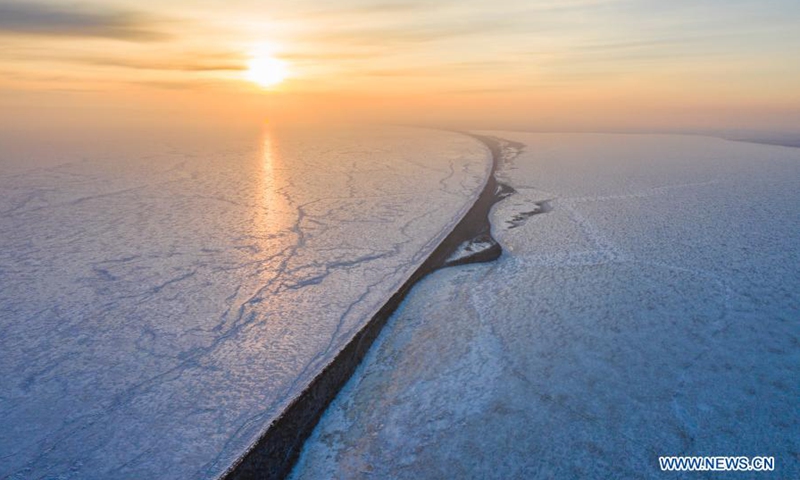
0, 127, 490, 479
292, 133, 800, 479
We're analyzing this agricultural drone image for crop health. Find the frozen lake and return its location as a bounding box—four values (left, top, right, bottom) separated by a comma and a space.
293, 133, 800, 479
0, 127, 490, 479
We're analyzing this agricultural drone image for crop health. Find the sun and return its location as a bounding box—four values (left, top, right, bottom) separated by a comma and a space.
245, 55, 288, 88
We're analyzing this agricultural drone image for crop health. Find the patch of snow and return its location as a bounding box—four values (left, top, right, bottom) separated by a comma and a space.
0, 126, 491, 479
293, 132, 800, 479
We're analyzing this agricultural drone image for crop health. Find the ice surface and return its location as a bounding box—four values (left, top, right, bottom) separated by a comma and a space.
445, 238, 496, 264
0, 126, 490, 479
292, 133, 800, 479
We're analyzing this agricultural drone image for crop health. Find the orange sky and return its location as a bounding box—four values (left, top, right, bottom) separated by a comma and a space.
1, 0, 799, 135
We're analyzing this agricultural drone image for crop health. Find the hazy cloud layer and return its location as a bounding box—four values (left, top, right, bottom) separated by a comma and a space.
0, 1, 168, 41
79, 56, 244, 72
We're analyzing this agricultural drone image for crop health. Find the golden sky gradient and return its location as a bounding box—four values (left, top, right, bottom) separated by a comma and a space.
1, 0, 799, 134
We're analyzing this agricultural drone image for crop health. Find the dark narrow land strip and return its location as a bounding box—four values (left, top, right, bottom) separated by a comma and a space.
221, 134, 518, 480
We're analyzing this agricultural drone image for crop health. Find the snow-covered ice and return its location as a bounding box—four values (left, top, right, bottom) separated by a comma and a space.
292, 133, 800, 479
0, 127, 491, 479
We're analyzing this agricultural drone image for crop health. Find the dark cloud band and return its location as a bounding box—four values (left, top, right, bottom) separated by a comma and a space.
0, 1, 168, 41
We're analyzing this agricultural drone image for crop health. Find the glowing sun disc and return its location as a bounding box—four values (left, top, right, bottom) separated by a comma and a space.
246, 56, 288, 88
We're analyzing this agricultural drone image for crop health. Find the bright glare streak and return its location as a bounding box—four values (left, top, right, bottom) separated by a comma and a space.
246, 55, 288, 88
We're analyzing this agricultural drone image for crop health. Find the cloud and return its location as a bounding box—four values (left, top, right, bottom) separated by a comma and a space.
78, 56, 244, 72
281, 51, 383, 62
307, 20, 514, 47
361, 60, 514, 77
296, 1, 425, 18
0, 1, 168, 41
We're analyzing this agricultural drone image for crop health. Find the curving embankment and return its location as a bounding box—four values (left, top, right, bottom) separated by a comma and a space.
222, 134, 522, 480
